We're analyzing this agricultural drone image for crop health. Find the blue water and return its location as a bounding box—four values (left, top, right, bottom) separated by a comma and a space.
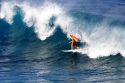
1, 0, 125, 83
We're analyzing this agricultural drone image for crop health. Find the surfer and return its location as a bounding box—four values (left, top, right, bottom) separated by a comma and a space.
70, 34, 80, 49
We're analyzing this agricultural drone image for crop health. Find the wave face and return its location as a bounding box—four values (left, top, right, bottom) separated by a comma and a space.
1, 1, 125, 58
1, 0, 125, 83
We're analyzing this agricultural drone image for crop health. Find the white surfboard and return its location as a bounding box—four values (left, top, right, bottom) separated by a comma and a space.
62, 48, 88, 54
62, 49, 75, 52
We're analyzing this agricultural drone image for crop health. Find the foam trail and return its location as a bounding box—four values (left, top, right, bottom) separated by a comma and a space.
1, 1, 125, 58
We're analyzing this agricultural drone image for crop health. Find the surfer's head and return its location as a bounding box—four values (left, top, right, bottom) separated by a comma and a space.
70, 34, 73, 37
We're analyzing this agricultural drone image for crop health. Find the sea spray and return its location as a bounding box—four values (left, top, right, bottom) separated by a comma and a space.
1, 1, 125, 58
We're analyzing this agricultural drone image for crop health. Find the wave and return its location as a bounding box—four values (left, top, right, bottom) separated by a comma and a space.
1, 1, 125, 58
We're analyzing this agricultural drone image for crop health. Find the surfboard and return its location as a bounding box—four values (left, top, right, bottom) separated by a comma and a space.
62, 49, 75, 52
62, 49, 82, 52
62, 48, 88, 54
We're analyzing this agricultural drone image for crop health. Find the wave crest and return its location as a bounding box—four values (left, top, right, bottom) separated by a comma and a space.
1, 1, 125, 58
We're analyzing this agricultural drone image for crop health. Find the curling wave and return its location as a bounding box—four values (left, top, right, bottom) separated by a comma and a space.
1, 1, 125, 58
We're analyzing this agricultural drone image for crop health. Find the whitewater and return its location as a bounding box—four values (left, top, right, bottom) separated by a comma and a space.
1, 1, 125, 58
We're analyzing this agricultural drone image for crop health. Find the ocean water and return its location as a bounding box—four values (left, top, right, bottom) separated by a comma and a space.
0, 0, 125, 83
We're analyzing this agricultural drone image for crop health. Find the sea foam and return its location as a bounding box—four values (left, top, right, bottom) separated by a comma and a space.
1, 1, 125, 58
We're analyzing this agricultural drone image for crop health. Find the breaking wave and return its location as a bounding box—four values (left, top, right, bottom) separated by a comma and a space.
1, 1, 125, 58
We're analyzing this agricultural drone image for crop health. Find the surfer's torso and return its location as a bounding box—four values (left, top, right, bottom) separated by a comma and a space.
70, 34, 80, 49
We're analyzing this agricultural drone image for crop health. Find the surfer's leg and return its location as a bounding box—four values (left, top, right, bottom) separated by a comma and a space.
71, 41, 74, 49
71, 45, 74, 49
71, 44, 73, 49
76, 42, 80, 49
73, 42, 77, 49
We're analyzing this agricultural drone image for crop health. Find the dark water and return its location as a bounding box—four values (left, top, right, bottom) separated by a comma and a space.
1, 0, 125, 83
